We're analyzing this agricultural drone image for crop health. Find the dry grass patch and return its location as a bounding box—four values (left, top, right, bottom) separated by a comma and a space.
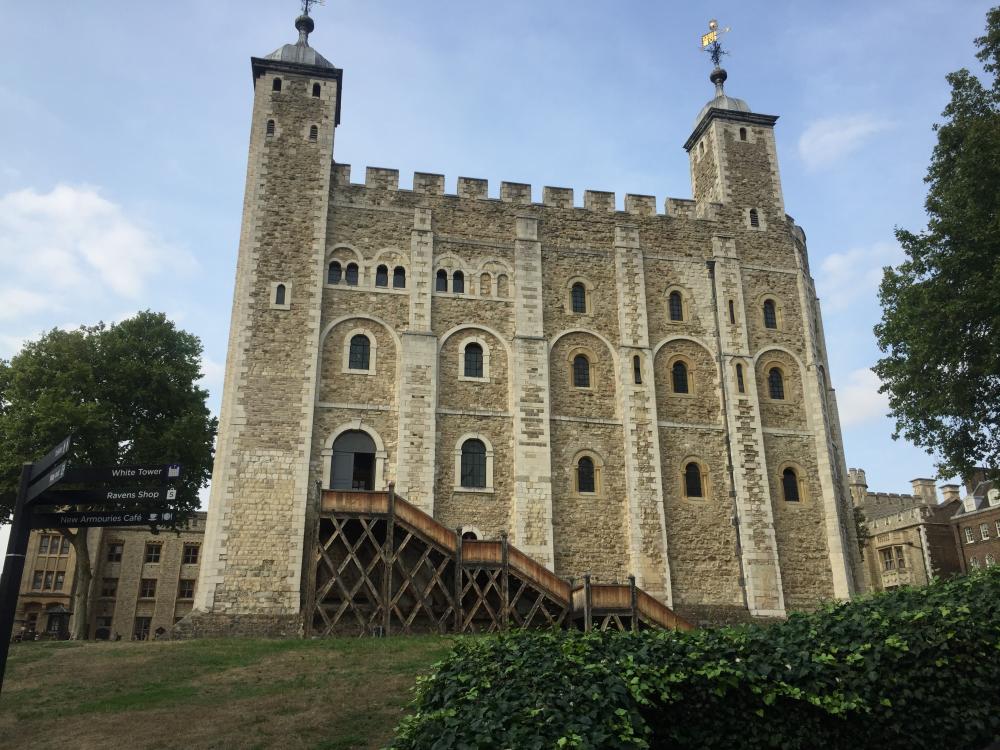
0, 636, 455, 749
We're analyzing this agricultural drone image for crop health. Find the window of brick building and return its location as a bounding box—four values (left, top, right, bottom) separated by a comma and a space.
880, 546, 907, 571
453, 270, 465, 294
265, 119, 275, 138
460, 439, 487, 489
348, 334, 371, 371
144, 543, 162, 564
101, 578, 118, 598
60, 537, 70, 555
139, 579, 157, 599
736, 363, 746, 393
312, 82, 321, 97
43, 572, 54, 590
668, 291, 684, 322
464, 343, 483, 378
671, 361, 689, 394
393, 266, 406, 289
375, 264, 388, 287
54, 572, 65, 591
309, 125, 318, 142
38, 536, 49, 554
763, 299, 778, 329
633, 355, 642, 385
965, 527, 975, 544
768, 367, 785, 400
572, 355, 591, 388
570, 283, 587, 313
782, 468, 800, 502
345, 263, 359, 286
178, 579, 196, 600
182, 544, 200, 565
327, 261, 342, 284
684, 462, 704, 498
133, 617, 152, 641
996, 520, 1000, 537
980, 523, 991, 541
272, 77, 282, 92
577, 456, 596, 494
436, 269, 448, 292
32, 571, 43, 590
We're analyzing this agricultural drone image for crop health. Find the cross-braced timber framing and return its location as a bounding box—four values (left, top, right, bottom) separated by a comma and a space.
309, 487, 691, 637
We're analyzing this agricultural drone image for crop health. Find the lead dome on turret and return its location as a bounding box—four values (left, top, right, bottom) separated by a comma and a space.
265, 14, 335, 69
694, 67, 750, 127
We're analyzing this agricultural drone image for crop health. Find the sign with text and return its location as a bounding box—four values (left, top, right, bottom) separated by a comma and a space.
61, 464, 182, 484
25, 461, 67, 502
30, 509, 181, 529
28, 436, 72, 482
34, 486, 177, 506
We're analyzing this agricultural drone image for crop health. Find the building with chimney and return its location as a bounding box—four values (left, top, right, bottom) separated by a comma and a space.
189, 9, 861, 634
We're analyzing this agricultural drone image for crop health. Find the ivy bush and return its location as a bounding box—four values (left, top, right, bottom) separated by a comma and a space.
390, 567, 1000, 749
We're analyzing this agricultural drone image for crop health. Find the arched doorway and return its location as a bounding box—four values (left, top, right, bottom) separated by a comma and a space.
330, 430, 377, 490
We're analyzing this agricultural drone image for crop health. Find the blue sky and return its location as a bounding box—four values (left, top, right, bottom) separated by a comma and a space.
0, 0, 994, 560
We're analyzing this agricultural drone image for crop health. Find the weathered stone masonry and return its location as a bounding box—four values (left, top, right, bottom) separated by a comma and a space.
192, 17, 859, 633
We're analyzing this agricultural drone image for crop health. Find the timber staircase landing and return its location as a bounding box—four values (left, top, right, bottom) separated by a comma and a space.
309, 488, 691, 637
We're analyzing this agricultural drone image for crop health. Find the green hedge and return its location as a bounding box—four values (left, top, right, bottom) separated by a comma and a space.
390, 567, 1000, 749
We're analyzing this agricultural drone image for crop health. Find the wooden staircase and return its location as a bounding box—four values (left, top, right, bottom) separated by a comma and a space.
308, 487, 692, 637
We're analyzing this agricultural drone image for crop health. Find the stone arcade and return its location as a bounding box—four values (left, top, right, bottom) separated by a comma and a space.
188, 11, 861, 635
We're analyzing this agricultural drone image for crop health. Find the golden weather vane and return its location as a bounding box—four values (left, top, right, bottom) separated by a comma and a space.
700, 19, 732, 68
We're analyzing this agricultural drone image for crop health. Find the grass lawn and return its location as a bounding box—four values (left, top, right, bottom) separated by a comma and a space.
0, 636, 455, 750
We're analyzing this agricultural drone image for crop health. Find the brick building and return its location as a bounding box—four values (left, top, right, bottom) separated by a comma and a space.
848, 469, 962, 592
952, 479, 1000, 573
13, 515, 206, 641
190, 10, 861, 634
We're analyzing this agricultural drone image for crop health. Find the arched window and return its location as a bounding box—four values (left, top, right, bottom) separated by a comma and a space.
782, 468, 800, 502
462, 530, 478, 541
348, 334, 370, 370
763, 299, 777, 329
460, 439, 487, 488
736, 363, 745, 393
572, 355, 590, 388
329, 429, 377, 491
749, 208, 760, 228
464, 343, 484, 378
274, 284, 286, 306
272, 78, 282, 92
633, 355, 642, 385
453, 270, 465, 294
577, 456, 596, 493
265, 119, 275, 138
671, 361, 689, 394
345, 263, 359, 286
393, 266, 406, 288
684, 462, 703, 498
436, 269, 448, 292
571, 283, 587, 313
668, 291, 684, 321
312, 83, 321, 97
375, 265, 388, 287
768, 368, 785, 400
309, 125, 318, 142
739, 127, 747, 141
327, 261, 342, 284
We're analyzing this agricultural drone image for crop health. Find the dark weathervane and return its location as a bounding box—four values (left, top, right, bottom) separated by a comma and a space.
301, 0, 324, 16
701, 19, 731, 68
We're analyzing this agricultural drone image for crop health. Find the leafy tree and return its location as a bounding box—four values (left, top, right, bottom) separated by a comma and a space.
875, 7, 1000, 481
0, 311, 217, 639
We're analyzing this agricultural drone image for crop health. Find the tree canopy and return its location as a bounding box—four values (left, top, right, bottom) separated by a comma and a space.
0, 311, 216, 521
874, 7, 1000, 481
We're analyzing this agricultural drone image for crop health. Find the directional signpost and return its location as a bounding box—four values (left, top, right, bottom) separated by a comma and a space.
0, 438, 184, 694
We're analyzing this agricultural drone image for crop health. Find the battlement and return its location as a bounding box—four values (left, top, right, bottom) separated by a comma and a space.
331, 163, 722, 220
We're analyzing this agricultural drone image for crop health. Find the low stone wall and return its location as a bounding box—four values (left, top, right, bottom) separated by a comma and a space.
167, 610, 303, 639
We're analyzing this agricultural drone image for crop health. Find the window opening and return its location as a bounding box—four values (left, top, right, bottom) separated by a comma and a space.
736, 363, 745, 393
763, 299, 777, 329
577, 456, 596, 493
768, 368, 785, 400
330, 430, 377, 491
393, 266, 406, 288
327, 261, 342, 284
312, 82, 321, 97
672, 361, 689, 394
684, 462, 703, 498
272, 77, 282, 92
436, 269, 448, 292
728, 300, 736, 324
749, 208, 760, 228
274, 283, 286, 306
309, 125, 318, 142
464, 343, 484, 378
345, 263, 359, 286
348, 334, 371, 370
375, 265, 388, 287
462, 531, 478, 541
572, 355, 591, 388
571, 283, 587, 313
782, 468, 800, 502
633, 355, 642, 385
266, 119, 275, 138
460, 439, 487, 488
453, 270, 465, 294
668, 291, 684, 321
739, 127, 747, 141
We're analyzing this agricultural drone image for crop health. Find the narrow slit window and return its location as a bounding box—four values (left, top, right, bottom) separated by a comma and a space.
749, 208, 760, 228
327, 261, 342, 284
728, 300, 736, 324
736, 363, 745, 393
393, 267, 406, 288
464, 343, 484, 378
571, 283, 587, 313
684, 462, 703, 498
668, 291, 684, 321
782, 468, 800, 502
739, 127, 747, 141
312, 82, 321, 97
265, 119, 275, 138
577, 457, 596, 493
460, 439, 487, 488
453, 270, 465, 294
348, 335, 371, 370
345, 263, 359, 286
274, 284, 286, 306
436, 269, 448, 292
309, 125, 318, 142
763, 299, 777, 329
272, 78, 282, 92
633, 355, 642, 385
768, 367, 785, 400
375, 265, 389, 287
572, 355, 590, 388
671, 361, 689, 394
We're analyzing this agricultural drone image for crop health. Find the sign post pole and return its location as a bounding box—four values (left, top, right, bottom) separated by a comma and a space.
0, 464, 35, 695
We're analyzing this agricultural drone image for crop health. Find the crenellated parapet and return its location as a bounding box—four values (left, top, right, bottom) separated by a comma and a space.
330, 163, 728, 221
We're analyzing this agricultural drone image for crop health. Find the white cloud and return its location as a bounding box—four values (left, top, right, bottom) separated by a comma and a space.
199, 355, 225, 390
837, 368, 889, 427
0, 185, 195, 354
798, 115, 893, 170
817, 241, 904, 312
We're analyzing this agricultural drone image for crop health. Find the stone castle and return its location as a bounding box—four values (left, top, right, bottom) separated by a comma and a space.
192, 10, 861, 632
